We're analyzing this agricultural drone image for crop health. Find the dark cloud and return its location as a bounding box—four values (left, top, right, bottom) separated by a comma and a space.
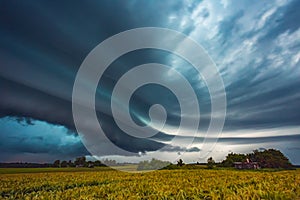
152, 132, 300, 145
0, 1, 299, 162
0, 77, 75, 130
224, 79, 300, 130
0, 1, 189, 128
0, 117, 89, 162
1, 0, 299, 132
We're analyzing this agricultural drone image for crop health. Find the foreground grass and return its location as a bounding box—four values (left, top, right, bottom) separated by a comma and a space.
0, 168, 299, 199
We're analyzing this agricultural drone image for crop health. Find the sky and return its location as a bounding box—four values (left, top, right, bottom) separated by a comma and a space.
0, 0, 299, 164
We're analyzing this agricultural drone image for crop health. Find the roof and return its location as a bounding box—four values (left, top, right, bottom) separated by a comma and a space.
233, 162, 259, 164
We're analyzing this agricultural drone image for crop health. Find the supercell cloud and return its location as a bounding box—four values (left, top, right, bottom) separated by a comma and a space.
0, 0, 299, 163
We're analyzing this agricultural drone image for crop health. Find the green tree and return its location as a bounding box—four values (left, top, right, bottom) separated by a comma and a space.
68, 160, 75, 167
177, 159, 184, 167
74, 156, 86, 167
248, 149, 293, 169
61, 160, 68, 168
53, 160, 60, 168
221, 153, 247, 167
94, 160, 103, 167
207, 157, 215, 169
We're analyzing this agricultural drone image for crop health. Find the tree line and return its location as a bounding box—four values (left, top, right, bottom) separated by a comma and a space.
160, 149, 294, 170
219, 149, 293, 169
52, 157, 119, 168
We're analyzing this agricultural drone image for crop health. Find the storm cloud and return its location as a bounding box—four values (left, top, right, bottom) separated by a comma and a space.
0, 0, 299, 163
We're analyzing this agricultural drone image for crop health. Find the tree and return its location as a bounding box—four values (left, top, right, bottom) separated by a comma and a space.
94, 160, 103, 167
207, 157, 215, 169
177, 159, 184, 167
220, 153, 247, 167
248, 149, 293, 169
60, 161, 68, 167
74, 156, 86, 167
53, 160, 60, 168
102, 159, 117, 166
68, 160, 75, 167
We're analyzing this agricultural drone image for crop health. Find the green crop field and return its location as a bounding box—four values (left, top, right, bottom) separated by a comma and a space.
1, 168, 299, 200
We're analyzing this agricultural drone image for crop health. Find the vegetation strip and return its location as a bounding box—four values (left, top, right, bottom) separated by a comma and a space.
1, 180, 114, 198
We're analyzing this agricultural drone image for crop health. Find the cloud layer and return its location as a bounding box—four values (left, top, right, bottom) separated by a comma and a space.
0, 0, 299, 163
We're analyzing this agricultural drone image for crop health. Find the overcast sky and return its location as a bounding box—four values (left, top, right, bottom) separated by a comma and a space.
0, 0, 299, 164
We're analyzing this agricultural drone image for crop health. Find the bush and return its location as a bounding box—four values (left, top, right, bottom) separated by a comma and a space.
137, 158, 170, 170
207, 157, 215, 169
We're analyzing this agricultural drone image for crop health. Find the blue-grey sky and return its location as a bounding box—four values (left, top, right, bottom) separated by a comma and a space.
0, 0, 299, 164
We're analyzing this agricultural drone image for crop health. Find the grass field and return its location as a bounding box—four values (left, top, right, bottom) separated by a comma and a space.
1, 167, 299, 199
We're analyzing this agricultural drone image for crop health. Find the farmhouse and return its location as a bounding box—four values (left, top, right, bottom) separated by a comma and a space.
234, 159, 259, 169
